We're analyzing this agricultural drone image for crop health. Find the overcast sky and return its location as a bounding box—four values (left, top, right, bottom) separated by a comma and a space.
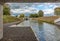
6, 3, 60, 16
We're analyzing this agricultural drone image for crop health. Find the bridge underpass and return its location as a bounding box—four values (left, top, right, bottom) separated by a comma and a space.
0, 0, 60, 40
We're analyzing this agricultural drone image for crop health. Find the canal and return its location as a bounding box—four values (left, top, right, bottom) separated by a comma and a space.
17, 20, 60, 41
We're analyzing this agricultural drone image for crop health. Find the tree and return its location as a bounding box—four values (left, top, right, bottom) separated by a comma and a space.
3, 4, 10, 15
33, 14, 38, 17
19, 14, 25, 18
29, 14, 34, 18
29, 14, 38, 18
54, 7, 60, 15
38, 10, 44, 17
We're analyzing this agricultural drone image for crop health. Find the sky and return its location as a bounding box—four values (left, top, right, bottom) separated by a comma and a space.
6, 3, 60, 16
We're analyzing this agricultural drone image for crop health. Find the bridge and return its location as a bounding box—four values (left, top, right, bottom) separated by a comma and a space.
54, 18, 60, 25
0, 0, 60, 40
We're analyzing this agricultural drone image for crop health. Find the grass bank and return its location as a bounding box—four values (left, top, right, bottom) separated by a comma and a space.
3, 15, 23, 23
32, 16, 60, 24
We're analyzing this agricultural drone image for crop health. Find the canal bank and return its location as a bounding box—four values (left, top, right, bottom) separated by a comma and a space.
10, 20, 39, 41
1, 21, 38, 41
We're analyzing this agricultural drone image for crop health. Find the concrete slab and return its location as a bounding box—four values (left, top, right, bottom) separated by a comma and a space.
0, 27, 37, 41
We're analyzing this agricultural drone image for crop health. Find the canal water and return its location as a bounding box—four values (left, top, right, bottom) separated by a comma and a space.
17, 20, 60, 41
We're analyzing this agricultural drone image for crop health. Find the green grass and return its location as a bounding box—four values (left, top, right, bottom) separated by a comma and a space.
32, 16, 60, 24
3, 15, 21, 23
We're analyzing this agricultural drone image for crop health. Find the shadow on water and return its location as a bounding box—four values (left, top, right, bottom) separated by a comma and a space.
56, 25, 60, 29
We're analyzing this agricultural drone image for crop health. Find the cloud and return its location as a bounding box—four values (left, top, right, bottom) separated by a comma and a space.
43, 9, 54, 14
7, 3, 60, 16
10, 7, 38, 14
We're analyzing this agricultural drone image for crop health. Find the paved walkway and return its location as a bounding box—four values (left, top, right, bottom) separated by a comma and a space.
0, 22, 37, 41
10, 20, 31, 27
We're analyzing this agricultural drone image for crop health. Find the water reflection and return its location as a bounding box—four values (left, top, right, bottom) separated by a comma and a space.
43, 23, 57, 41
38, 22, 46, 41
30, 20, 60, 41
